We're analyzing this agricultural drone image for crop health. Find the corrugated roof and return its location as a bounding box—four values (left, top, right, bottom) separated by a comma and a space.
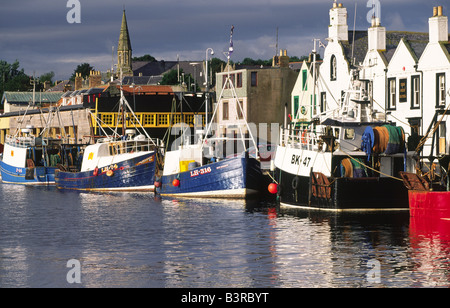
2, 91, 64, 104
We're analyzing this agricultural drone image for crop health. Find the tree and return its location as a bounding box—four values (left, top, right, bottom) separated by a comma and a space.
160, 69, 199, 91
209, 57, 226, 86
0, 60, 32, 107
70, 63, 94, 81
39, 71, 55, 85
132, 54, 156, 62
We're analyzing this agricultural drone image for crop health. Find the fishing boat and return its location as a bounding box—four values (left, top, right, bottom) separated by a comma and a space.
1, 129, 76, 185
399, 107, 450, 219
55, 89, 163, 192
156, 28, 263, 198
157, 142, 262, 198
0, 101, 85, 186
274, 47, 413, 210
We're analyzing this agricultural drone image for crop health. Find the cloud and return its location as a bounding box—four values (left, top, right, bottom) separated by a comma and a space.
0, 0, 439, 80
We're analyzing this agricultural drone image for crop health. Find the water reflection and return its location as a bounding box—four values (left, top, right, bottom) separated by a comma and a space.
1, 184, 450, 287
409, 216, 450, 287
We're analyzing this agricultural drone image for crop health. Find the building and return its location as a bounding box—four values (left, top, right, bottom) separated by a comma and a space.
215, 50, 298, 144
290, 57, 322, 127
313, 2, 450, 159
117, 10, 133, 77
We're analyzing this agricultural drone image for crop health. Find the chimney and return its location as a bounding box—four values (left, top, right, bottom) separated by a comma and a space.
329, 2, 348, 41
368, 17, 386, 51
429, 6, 448, 43
89, 71, 102, 88
74, 73, 82, 90
279, 49, 289, 68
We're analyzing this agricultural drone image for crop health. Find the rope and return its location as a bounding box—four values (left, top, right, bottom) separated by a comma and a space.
340, 149, 404, 182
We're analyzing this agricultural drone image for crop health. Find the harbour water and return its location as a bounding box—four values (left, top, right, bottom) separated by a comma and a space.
1, 183, 450, 289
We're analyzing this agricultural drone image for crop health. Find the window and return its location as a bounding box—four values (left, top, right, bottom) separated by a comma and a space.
236, 73, 242, 88
439, 122, 447, 155
388, 78, 396, 110
411, 75, 420, 109
251, 72, 258, 87
293, 96, 299, 118
344, 128, 355, 140
223, 101, 229, 120
236, 100, 244, 119
437, 73, 446, 107
302, 70, 308, 90
320, 92, 327, 113
330, 55, 337, 81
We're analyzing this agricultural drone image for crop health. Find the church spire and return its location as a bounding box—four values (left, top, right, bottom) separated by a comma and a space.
118, 9, 133, 76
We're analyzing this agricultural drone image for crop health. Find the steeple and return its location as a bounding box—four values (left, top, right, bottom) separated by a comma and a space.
118, 9, 133, 76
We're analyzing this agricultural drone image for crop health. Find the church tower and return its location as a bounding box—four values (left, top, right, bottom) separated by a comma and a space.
117, 10, 133, 77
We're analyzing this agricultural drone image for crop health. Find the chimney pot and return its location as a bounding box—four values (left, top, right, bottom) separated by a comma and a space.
433, 7, 438, 17
438, 6, 443, 17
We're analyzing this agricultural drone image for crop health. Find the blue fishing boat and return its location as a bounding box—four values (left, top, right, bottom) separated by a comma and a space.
0, 127, 83, 186
156, 143, 262, 198
55, 87, 163, 192
55, 137, 160, 191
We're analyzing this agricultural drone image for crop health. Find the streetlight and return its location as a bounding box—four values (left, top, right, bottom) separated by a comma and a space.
205, 48, 214, 128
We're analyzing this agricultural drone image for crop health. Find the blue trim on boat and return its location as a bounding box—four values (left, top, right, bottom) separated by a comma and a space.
157, 155, 262, 198
55, 152, 157, 191
0, 161, 56, 185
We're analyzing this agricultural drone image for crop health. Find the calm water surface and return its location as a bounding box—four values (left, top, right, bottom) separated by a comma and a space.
1, 183, 450, 288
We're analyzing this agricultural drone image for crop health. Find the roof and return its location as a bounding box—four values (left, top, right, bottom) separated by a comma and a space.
131, 60, 204, 84
384, 31, 429, 63
341, 30, 369, 67
118, 10, 132, 52
2, 91, 64, 105
340, 30, 430, 66
122, 75, 163, 85
121, 85, 175, 95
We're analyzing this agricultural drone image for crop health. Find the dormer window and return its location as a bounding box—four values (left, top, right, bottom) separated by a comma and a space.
330, 55, 337, 81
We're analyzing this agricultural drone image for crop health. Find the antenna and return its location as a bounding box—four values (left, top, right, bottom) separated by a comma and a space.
351, 3, 357, 65
276, 27, 279, 57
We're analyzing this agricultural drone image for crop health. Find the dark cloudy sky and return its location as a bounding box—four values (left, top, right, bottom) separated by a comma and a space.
0, 0, 446, 80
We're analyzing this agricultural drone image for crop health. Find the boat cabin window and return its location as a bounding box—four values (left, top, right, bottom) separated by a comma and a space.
333, 128, 340, 139
344, 128, 355, 140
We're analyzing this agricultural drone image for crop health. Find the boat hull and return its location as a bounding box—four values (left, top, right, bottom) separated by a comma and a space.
408, 190, 450, 218
55, 152, 157, 191
158, 155, 262, 198
276, 166, 409, 211
0, 161, 56, 185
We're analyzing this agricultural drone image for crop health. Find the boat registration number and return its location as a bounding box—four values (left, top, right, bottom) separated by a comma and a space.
190, 167, 212, 177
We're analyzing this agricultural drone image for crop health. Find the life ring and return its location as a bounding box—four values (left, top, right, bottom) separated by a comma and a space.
292, 176, 299, 190
93, 167, 99, 176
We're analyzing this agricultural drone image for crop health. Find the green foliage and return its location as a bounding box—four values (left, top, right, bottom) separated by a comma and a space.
160, 69, 180, 85
39, 71, 55, 84
132, 54, 156, 62
0, 60, 32, 107
70, 63, 94, 81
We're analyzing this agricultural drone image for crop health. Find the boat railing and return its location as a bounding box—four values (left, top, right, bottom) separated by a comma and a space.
5, 134, 36, 148
101, 138, 161, 156
280, 126, 323, 151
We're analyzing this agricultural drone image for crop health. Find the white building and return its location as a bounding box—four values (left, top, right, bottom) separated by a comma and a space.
296, 2, 450, 159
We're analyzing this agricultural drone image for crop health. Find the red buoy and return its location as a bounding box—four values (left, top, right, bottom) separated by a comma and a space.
172, 179, 180, 187
154, 181, 161, 188
268, 183, 278, 194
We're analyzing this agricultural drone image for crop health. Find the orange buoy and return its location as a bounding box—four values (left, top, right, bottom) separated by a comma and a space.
268, 183, 278, 194
172, 179, 180, 187
106, 170, 114, 177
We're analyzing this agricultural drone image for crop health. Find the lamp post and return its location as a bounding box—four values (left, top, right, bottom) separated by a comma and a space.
205, 48, 214, 129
